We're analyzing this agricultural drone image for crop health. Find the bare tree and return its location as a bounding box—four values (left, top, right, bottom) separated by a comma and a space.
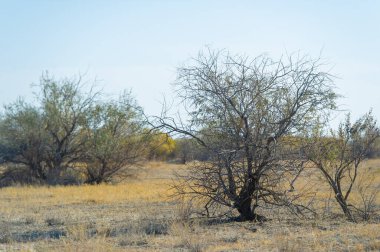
303, 112, 379, 222
154, 49, 337, 221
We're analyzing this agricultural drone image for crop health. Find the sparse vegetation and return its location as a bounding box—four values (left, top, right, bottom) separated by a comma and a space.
0, 49, 379, 251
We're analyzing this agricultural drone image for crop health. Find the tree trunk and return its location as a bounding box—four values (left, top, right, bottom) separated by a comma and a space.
237, 197, 255, 221
236, 196, 267, 222
47, 167, 61, 185
335, 193, 355, 222
329, 182, 355, 222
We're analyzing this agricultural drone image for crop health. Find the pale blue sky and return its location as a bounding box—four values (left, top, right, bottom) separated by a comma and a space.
0, 0, 379, 125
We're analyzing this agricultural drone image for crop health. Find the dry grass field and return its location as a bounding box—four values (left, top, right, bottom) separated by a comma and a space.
0, 161, 379, 251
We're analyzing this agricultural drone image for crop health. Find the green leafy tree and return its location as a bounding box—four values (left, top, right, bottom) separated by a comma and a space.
38, 74, 98, 183
83, 92, 146, 184
0, 99, 48, 181
1, 75, 148, 185
1, 74, 97, 184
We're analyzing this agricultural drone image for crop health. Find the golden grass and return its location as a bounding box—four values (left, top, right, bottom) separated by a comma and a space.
0, 161, 181, 214
0, 181, 171, 206
0, 160, 379, 251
